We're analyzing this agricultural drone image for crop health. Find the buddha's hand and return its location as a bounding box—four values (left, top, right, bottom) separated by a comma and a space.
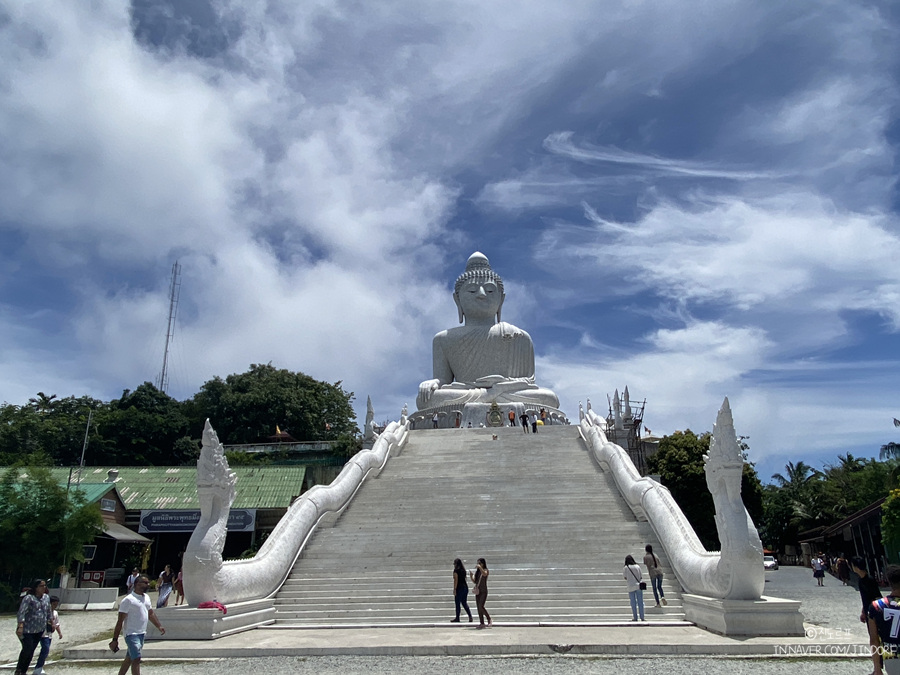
418, 379, 441, 404
475, 376, 533, 394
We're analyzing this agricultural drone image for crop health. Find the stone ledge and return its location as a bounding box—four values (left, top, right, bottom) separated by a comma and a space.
146, 598, 275, 640
682, 594, 804, 636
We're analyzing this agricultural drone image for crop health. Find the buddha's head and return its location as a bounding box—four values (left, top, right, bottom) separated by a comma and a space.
453, 252, 505, 324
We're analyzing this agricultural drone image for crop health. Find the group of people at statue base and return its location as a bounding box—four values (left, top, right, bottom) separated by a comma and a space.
448, 545, 667, 629
507, 408, 550, 433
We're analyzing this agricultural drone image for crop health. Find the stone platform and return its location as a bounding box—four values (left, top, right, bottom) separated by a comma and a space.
62, 621, 869, 660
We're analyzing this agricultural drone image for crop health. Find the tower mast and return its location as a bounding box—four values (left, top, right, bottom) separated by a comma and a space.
156, 261, 182, 394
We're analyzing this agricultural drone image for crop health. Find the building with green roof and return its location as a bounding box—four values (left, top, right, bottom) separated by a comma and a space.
6, 465, 310, 587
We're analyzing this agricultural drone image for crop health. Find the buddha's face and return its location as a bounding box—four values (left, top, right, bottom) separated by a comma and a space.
455, 279, 504, 324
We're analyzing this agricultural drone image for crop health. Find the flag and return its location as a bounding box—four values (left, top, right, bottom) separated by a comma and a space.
894, 418, 900, 428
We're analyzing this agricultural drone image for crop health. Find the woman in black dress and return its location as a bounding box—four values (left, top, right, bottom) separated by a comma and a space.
451, 558, 473, 622
470, 558, 492, 628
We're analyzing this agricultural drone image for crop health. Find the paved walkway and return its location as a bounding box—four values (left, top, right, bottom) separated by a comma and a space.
1, 566, 878, 672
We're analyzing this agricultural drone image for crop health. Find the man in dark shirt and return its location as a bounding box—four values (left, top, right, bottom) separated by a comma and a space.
854, 557, 884, 621
854, 557, 884, 675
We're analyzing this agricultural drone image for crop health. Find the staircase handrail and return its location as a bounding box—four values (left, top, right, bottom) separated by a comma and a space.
580, 399, 764, 600
183, 418, 410, 605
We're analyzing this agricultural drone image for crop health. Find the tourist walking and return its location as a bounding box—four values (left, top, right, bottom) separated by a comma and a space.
852, 556, 883, 675
110, 574, 166, 675
508, 409, 516, 427
32, 594, 61, 675
519, 412, 529, 432
624, 555, 645, 621
126, 567, 140, 594
643, 544, 667, 607
14, 579, 51, 675
530, 412, 538, 433
811, 553, 825, 586
450, 558, 473, 623
156, 565, 173, 608
470, 558, 492, 628
540, 408, 548, 426
836, 556, 850, 585
173, 569, 184, 606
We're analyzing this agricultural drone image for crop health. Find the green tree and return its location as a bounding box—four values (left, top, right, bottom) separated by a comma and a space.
881, 442, 900, 460
882, 489, 900, 564
190, 363, 358, 445
820, 454, 894, 522
760, 483, 796, 552
769, 460, 827, 533
0, 463, 104, 609
0, 395, 103, 466
94, 383, 193, 465
647, 430, 764, 550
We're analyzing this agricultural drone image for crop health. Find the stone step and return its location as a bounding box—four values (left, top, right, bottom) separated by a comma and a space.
274, 426, 680, 626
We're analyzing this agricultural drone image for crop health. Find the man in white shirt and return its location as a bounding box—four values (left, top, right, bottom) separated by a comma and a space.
109, 575, 166, 675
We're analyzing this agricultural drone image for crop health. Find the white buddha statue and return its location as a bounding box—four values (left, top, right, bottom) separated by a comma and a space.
416, 252, 560, 414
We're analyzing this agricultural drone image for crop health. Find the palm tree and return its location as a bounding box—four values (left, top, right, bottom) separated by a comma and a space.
771, 461, 821, 489
881, 443, 900, 460
771, 461, 824, 531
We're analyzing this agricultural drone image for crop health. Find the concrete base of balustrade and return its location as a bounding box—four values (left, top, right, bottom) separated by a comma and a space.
147, 598, 275, 640
682, 594, 804, 637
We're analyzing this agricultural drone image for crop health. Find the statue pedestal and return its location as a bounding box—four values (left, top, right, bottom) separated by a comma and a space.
682, 594, 804, 636
148, 598, 275, 640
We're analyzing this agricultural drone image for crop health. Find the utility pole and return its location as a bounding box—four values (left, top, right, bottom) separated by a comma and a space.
156, 261, 182, 394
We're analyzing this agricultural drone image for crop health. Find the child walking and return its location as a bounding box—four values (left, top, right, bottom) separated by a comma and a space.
33, 595, 62, 675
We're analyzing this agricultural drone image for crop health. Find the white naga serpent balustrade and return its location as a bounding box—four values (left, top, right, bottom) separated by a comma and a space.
579, 397, 765, 600
182, 416, 410, 606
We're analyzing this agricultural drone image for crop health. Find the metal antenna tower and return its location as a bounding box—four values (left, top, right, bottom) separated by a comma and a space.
156, 261, 182, 394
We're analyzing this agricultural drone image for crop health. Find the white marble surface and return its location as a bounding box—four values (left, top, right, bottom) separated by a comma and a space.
182, 419, 409, 606
581, 398, 764, 601
416, 252, 559, 412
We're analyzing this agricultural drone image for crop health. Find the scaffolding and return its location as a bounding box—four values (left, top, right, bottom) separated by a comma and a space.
605, 390, 650, 475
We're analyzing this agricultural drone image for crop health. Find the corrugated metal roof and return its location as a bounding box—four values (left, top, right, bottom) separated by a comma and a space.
69, 482, 120, 503
14, 466, 307, 510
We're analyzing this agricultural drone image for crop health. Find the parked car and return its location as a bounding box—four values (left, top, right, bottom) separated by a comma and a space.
764, 555, 779, 570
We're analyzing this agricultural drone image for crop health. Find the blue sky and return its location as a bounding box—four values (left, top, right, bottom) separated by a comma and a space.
1, 0, 898, 483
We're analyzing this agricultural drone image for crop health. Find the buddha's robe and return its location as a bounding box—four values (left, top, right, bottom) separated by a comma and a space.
416, 322, 560, 411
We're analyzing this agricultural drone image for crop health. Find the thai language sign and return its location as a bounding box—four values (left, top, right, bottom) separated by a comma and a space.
138, 509, 256, 533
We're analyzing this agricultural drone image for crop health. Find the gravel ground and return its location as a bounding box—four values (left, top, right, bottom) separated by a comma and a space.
0, 568, 880, 674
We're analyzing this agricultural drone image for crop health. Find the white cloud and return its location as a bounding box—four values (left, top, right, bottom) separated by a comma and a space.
0, 0, 898, 476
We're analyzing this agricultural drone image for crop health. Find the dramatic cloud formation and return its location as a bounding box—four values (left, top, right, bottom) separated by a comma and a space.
1, 0, 898, 481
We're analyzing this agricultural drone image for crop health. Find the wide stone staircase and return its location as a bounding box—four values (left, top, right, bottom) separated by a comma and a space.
270, 424, 687, 626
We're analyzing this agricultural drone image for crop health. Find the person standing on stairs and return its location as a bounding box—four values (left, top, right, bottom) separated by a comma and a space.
471, 558, 492, 628
519, 412, 529, 432
450, 558, 473, 623
624, 555, 645, 621
643, 544, 667, 608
